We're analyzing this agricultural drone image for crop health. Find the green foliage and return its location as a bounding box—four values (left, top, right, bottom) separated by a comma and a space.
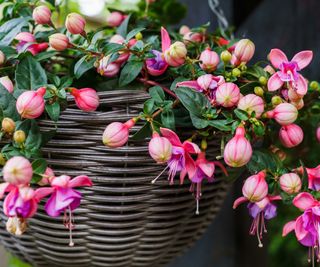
74, 56, 96, 79
0, 18, 28, 45
119, 60, 144, 87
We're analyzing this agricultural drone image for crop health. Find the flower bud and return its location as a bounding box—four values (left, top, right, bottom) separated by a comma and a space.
65, 13, 86, 35
135, 32, 143, 40
237, 94, 264, 118
0, 76, 14, 93
164, 41, 187, 67
102, 119, 136, 148
220, 50, 232, 63
310, 81, 319, 91
32, 5, 52, 25
106, 12, 125, 27
0, 153, 6, 165
2, 118, 15, 134
70, 88, 99, 112
254, 86, 264, 97
199, 48, 219, 72
288, 88, 302, 102
264, 65, 275, 75
13, 130, 26, 143
259, 76, 267, 85
317, 127, 320, 143
279, 173, 301, 194
234, 39, 255, 63
3, 156, 33, 186
148, 132, 172, 163
15, 32, 36, 43
97, 56, 120, 77
49, 33, 69, 51
16, 87, 46, 119
266, 103, 298, 126
179, 25, 190, 35
242, 171, 268, 202
109, 35, 130, 63
232, 68, 241, 77
271, 96, 283, 106
38, 167, 55, 186
0, 50, 5, 66
279, 124, 303, 148
224, 126, 252, 167
6, 217, 27, 236
270, 145, 287, 161
183, 32, 203, 43
215, 82, 240, 108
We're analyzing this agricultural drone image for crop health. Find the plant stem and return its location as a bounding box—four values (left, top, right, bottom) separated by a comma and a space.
138, 78, 177, 99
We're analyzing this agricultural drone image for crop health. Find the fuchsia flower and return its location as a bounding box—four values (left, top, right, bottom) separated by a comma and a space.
183, 32, 204, 44
109, 34, 130, 64
106, 12, 125, 27
199, 48, 219, 72
32, 5, 52, 25
215, 82, 240, 108
279, 123, 304, 148
317, 127, 320, 143
0, 76, 14, 93
296, 165, 320, 191
266, 103, 298, 126
97, 56, 121, 77
151, 128, 200, 185
279, 173, 302, 194
65, 13, 86, 35
15, 32, 48, 55
70, 88, 99, 112
237, 94, 264, 118
49, 33, 69, 51
231, 39, 255, 66
267, 49, 313, 95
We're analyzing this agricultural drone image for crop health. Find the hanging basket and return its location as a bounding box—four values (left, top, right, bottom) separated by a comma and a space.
0, 90, 230, 267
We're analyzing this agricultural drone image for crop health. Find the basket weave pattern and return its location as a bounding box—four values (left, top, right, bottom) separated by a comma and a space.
0, 90, 229, 267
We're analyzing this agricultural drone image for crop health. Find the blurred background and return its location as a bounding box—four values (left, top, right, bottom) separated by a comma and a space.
1, 0, 319, 266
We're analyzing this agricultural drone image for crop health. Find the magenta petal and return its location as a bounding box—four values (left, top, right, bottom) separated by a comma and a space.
34, 187, 54, 202
267, 73, 284, 91
182, 141, 200, 154
69, 175, 93, 188
295, 215, 315, 247
293, 192, 316, 211
184, 152, 196, 179
51, 175, 71, 187
45, 193, 60, 217
0, 182, 13, 199
269, 49, 288, 69
292, 50, 313, 70
161, 27, 171, 52
295, 74, 308, 96
198, 162, 215, 178
282, 220, 296, 236
160, 127, 182, 146
55, 188, 81, 212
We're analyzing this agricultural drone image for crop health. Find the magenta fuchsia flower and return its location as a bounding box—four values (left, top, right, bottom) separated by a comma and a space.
151, 128, 200, 185
267, 49, 313, 96
296, 165, 320, 191
70, 88, 99, 112
148, 132, 172, 164
15, 32, 48, 55
279, 123, 304, 148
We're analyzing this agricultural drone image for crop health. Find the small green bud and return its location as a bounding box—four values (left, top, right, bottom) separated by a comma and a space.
135, 32, 143, 40
13, 130, 26, 143
254, 86, 264, 97
220, 50, 232, 63
271, 96, 283, 106
310, 81, 319, 90
0, 153, 6, 165
232, 68, 241, 77
259, 76, 267, 86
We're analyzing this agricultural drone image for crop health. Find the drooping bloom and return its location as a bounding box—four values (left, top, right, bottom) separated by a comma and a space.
279, 173, 302, 194
0, 76, 14, 93
70, 88, 99, 112
267, 49, 313, 95
296, 165, 320, 191
237, 94, 265, 118
151, 128, 200, 185
279, 124, 303, 148
266, 103, 298, 126
163, 28, 187, 67
148, 132, 172, 164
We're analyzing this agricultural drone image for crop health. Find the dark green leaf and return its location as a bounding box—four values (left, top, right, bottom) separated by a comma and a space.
0, 18, 28, 45
190, 113, 209, 129
161, 109, 175, 129
247, 149, 283, 173
25, 120, 42, 150
149, 86, 165, 103
34, 51, 58, 61
143, 99, 156, 114
119, 61, 143, 87
234, 109, 249, 121
208, 120, 232, 131
31, 158, 47, 183
117, 14, 131, 37
45, 102, 60, 121
74, 56, 96, 79
0, 83, 19, 120
103, 42, 124, 55
131, 122, 151, 140
0, 45, 16, 58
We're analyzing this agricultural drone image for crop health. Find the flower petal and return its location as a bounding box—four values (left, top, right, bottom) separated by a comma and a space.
44, 193, 60, 217
0, 182, 13, 199
176, 81, 202, 91
293, 192, 316, 210
182, 141, 200, 154
267, 73, 284, 91
198, 162, 215, 178
295, 215, 315, 246
269, 49, 288, 69
161, 27, 171, 52
294, 74, 308, 96
69, 175, 93, 188
184, 152, 196, 179
160, 127, 182, 146
233, 196, 247, 209
282, 220, 296, 236
292, 50, 313, 70
51, 175, 71, 188
34, 187, 54, 202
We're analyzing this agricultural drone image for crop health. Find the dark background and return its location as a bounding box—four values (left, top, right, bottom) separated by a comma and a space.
167, 0, 319, 266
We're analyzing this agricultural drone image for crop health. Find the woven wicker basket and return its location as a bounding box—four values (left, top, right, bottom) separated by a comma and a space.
0, 90, 229, 267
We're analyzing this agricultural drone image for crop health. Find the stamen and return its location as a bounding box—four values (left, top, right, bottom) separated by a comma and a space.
63, 206, 75, 247
195, 199, 199, 215
151, 165, 169, 184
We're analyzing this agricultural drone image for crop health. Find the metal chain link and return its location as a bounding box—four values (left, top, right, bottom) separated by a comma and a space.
208, 0, 232, 37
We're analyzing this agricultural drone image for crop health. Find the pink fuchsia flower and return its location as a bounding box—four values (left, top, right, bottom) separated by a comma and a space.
190, 152, 228, 214
3, 156, 33, 186
106, 12, 125, 27
279, 173, 302, 194
151, 128, 200, 185
266, 103, 298, 126
237, 94, 264, 118
16, 87, 46, 119
279, 123, 303, 148
0, 76, 14, 93
267, 49, 313, 95
215, 82, 240, 108
15, 32, 48, 56
148, 132, 172, 164
49, 33, 69, 51
70, 88, 99, 112
317, 127, 320, 143
199, 48, 219, 72
231, 39, 255, 66
102, 119, 136, 148
296, 165, 320, 191
65, 13, 86, 35
32, 5, 52, 25
224, 126, 252, 167
183, 32, 204, 43
97, 56, 121, 77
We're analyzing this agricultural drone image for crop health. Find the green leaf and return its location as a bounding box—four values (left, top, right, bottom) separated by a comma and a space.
0, 83, 19, 120
131, 122, 151, 140
247, 150, 283, 173
34, 51, 58, 61
126, 27, 145, 41
252, 120, 265, 136
0, 45, 16, 58
117, 14, 131, 37
149, 86, 165, 103
74, 56, 96, 79
208, 120, 232, 131
234, 109, 249, 121
190, 113, 209, 129
143, 99, 156, 114
31, 158, 47, 183
119, 61, 143, 87
0, 18, 28, 45
25, 120, 42, 150
161, 109, 175, 130
15, 56, 47, 90
103, 42, 124, 55
45, 102, 60, 122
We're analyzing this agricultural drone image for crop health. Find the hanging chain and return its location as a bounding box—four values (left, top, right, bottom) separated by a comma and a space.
208, 0, 232, 37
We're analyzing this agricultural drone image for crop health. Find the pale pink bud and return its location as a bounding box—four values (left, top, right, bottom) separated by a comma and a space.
199, 48, 219, 72
234, 39, 255, 64
279, 124, 303, 148
97, 56, 120, 77
38, 167, 55, 186
242, 171, 268, 202
164, 41, 187, 67
179, 25, 190, 35
224, 126, 252, 167
237, 94, 264, 118
279, 173, 301, 194
49, 33, 69, 51
102, 119, 136, 148
148, 133, 172, 163
0, 50, 5, 65
317, 127, 320, 143
65, 13, 86, 35
0, 76, 14, 93
16, 87, 45, 119
32, 5, 52, 25
107, 12, 125, 27
110, 34, 125, 44
215, 82, 240, 107
70, 88, 99, 112
266, 103, 298, 126
109, 35, 129, 63
15, 32, 36, 43
183, 32, 203, 43
3, 156, 33, 186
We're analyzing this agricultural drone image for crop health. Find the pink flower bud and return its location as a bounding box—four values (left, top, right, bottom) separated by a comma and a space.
224, 126, 252, 167
199, 48, 219, 72
106, 12, 125, 27
179, 25, 190, 35
0, 50, 5, 65
109, 34, 129, 64
102, 119, 136, 148
97, 56, 120, 77
266, 103, 298, 126
16, 87, 45, 119
148, 132, 172, 163
65, 13, 86, 35
15, 32, 36, 43
32, 5, 52, 25
3, 156, 33, 186
70, 88, 99, 112
164, 41, 187, 67
183, 32, 203, 43
237, 94, 264, 118
317, 127, 320, 143
279, 173, 302, 194
242, 171, 268, 202
215, 82, 240, 107
279, 124, 303, 148
49, 33, 69, 51
234, 39, 255, 64
38, 167, 55, 186
109, 34, 125, 44
0, 76, 14, 93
